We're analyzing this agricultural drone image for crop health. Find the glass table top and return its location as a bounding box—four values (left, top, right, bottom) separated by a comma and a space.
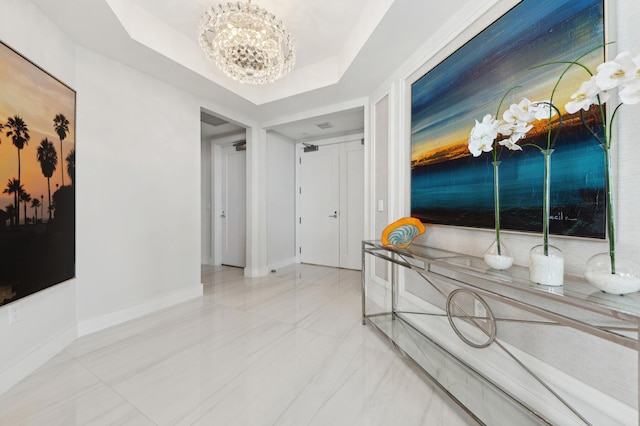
363, 240, 640, 320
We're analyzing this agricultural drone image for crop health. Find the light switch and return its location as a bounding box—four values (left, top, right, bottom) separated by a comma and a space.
377, 199, 384, 212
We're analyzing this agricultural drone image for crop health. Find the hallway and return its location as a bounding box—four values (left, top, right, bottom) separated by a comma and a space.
0, 265, 472, 425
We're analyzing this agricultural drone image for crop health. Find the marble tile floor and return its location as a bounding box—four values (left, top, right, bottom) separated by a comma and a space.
0, 264, 477, 425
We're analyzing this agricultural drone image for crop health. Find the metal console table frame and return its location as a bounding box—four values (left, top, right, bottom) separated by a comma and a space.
361, 240, 640, 426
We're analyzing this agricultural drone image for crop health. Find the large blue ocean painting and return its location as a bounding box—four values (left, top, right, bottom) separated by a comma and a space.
410, 0, 606, 238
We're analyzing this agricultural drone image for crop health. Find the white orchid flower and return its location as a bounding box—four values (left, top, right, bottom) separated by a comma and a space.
468, 114, 499, 157
530, 101, 557, 120
467, 97, 551, 158
503, 98, 536, 124
619, 79, 640, 104
632, 53, 640, 79
499, 136, 524, 151
565, 76, 609, 114
616, 53, 640, 105
496, 119, 532, 137
468, 137, 494, 157
595, 51, 637, 90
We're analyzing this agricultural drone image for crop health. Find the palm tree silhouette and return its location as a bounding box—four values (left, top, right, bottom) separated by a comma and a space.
31, 198, 40, 223
5, 116, 30, 224
37, 139, 57, 222
19, 190, 31, 225
66, 149, 75, 185
5, 204, 16, 227
3, 178, 23, 226
53, 114, 69, 187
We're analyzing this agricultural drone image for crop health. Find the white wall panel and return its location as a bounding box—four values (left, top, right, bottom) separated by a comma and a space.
266, 132, 296, 270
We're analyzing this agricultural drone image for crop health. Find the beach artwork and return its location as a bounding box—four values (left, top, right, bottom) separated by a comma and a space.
410, 0, 606, 238
0, 41, 76, 307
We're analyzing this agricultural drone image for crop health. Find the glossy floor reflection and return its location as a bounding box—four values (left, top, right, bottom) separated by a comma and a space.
0, 264, 475, 425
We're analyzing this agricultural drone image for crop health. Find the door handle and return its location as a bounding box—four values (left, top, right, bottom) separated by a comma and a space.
221, 210, 226, 218
329, 211, 338, 218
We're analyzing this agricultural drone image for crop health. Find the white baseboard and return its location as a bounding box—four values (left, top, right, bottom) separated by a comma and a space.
77, 283, 203, 337
244, 266, 270, 277
0, 325, 77, 396
268, 257, 297, 272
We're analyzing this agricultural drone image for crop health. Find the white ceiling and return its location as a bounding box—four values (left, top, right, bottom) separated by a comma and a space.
30, 0, 480, 140
115, 0, 395, 105
133, 0, 374, 71
266, 107, 365, 142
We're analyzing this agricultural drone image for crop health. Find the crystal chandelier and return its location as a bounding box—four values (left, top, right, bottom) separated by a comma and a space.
199, 0, 296, 85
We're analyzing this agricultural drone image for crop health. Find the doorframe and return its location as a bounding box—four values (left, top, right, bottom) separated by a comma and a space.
201, 139, 214, 265
295, 132, 365, 265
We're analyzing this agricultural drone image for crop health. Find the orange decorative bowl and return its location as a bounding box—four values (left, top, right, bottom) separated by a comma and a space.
381, 217, 426, 248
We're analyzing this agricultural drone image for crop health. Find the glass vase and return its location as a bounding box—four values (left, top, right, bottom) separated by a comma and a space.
529, 244, 564, 286
585, 252, 640, 295
484, 239, 513, 270
528, 150, 563, 286
484, 161, 512, 270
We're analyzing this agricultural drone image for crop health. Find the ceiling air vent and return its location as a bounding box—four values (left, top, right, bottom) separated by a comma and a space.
315, 122, 334, 130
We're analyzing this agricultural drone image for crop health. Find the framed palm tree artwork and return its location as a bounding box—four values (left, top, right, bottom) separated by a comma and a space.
0, 40, 76, 307
410, 0, 606, 239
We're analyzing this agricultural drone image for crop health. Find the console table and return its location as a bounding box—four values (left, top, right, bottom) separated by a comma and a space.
361, 240, 639, 426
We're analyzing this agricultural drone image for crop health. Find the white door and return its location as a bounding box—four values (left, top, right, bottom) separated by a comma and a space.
299, 145, 340, 267
299, 140, 364, 269
220, 145, 246, 267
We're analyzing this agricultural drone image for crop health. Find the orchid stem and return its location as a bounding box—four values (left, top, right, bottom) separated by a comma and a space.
603, 144, 616, 274
542, 150, 554, 256
493, 161, 501, 255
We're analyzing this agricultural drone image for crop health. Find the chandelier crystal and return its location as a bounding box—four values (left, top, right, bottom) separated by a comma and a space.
199, 1, 296, 85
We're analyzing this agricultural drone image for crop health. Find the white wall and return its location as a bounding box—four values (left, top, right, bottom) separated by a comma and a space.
0, 0, 79, 395
245, 127, 269, 277
74, 46, 202, 329
0, 0, 203, 394
266, 132, 296, 270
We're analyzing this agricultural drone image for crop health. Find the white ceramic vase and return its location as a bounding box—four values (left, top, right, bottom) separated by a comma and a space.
585, 252, 640, 295
484, 239, 513, 270
529, 244, 564, 286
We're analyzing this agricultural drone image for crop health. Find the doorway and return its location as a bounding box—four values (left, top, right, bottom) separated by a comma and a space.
297, 139, 364, 270
200, 108, 247, 269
